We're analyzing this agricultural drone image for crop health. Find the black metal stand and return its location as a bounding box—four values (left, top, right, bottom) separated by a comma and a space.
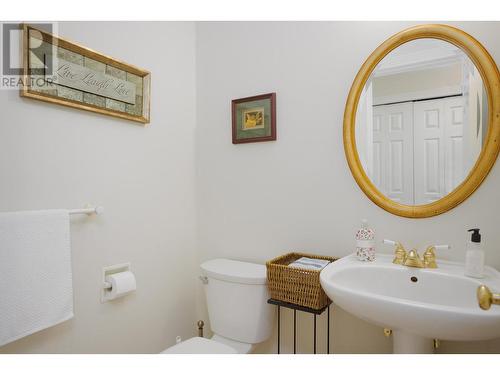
268, 299, 331, 354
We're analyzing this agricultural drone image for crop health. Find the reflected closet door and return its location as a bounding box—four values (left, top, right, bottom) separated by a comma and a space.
414, 97, 465, 204
372, 102, 414, 203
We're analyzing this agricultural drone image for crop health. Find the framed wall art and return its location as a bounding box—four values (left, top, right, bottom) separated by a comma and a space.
231, 93, 276, 144
20, 23, 151, 124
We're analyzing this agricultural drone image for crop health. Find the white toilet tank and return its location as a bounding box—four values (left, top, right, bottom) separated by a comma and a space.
200, 259, 274, 344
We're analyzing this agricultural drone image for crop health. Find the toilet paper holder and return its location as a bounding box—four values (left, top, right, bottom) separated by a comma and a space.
101, 262, 134, 303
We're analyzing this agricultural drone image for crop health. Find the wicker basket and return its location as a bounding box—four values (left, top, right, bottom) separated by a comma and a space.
266, 252, 338, 310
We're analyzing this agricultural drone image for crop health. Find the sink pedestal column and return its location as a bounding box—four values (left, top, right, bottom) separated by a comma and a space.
393, 331, 434, 354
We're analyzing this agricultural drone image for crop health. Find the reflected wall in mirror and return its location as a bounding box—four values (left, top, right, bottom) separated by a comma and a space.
355, 39, 488, 205
344, 25, 500, 218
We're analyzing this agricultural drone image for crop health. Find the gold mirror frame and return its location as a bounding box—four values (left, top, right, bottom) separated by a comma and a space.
343, 24, 500, 218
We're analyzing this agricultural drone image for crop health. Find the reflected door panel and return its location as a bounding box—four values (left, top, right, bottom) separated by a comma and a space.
372, 103, 414, 203
414, 97, 465, 204
414, 99, 446, 204
445, 98, 466, 194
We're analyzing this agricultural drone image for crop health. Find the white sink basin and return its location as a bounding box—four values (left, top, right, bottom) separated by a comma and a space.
320, 254, 500, 353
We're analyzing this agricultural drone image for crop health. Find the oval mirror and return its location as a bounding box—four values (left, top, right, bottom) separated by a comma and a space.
344, 25, 500, 218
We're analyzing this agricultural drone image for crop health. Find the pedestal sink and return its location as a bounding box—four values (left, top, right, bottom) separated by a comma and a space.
320, 254, 500, 353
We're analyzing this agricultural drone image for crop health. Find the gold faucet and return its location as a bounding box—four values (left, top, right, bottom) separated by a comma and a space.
477, 285, 500, 310
423, 246, 437, 268
422, 244, 451, 268
393, 243, 407, 265
404, 249, 424, 268
383, 239, 407, 265
383, 240, 450, 269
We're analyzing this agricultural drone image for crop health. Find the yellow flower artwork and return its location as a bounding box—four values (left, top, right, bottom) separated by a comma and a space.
242, 107, 265, 130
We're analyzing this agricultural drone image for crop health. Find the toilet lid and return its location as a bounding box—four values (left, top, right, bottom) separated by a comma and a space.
161, 337, 238, 354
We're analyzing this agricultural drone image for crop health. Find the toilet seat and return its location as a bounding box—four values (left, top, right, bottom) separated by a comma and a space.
161, 337, 237, 354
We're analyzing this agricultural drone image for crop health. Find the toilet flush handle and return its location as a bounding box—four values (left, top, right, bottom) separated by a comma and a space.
199, 275, 208, 284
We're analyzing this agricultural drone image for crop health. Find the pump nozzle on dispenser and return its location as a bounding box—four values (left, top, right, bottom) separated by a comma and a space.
468, 228, 481, 243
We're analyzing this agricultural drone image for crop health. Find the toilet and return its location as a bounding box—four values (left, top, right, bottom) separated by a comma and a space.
161, 258, 274, 354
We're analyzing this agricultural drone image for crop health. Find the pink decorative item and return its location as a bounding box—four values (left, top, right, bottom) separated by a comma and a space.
356, 219, 375, 261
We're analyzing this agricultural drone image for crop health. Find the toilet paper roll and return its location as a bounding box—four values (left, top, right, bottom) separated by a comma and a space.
105, 271, 136, 301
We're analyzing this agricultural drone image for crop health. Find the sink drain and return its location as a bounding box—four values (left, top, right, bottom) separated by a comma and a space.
410, 276, 418, 282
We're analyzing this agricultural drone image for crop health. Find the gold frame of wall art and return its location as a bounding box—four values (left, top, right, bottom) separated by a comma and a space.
343, 24, 500, 218
20, 23, 151, 124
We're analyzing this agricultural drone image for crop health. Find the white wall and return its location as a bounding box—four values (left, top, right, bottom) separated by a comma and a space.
0, 21, 198, 353
372, 62, 462, 104
195, 21, 500, 354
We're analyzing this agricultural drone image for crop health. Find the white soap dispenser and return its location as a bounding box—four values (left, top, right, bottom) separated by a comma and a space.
465, 228, 484, 278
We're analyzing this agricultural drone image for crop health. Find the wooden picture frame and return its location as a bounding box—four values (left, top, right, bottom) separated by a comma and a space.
20, 23, 151, 124
232, 93, 276, 144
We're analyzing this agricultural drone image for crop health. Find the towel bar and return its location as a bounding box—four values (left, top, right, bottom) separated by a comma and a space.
69, 206, 103, 216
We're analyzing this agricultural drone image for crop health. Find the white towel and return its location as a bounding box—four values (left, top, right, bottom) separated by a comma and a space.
0, 209, 73, 346
288, 257, 330, 271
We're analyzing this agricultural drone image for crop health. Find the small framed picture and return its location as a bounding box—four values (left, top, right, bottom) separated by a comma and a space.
232, 93, 276, 144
